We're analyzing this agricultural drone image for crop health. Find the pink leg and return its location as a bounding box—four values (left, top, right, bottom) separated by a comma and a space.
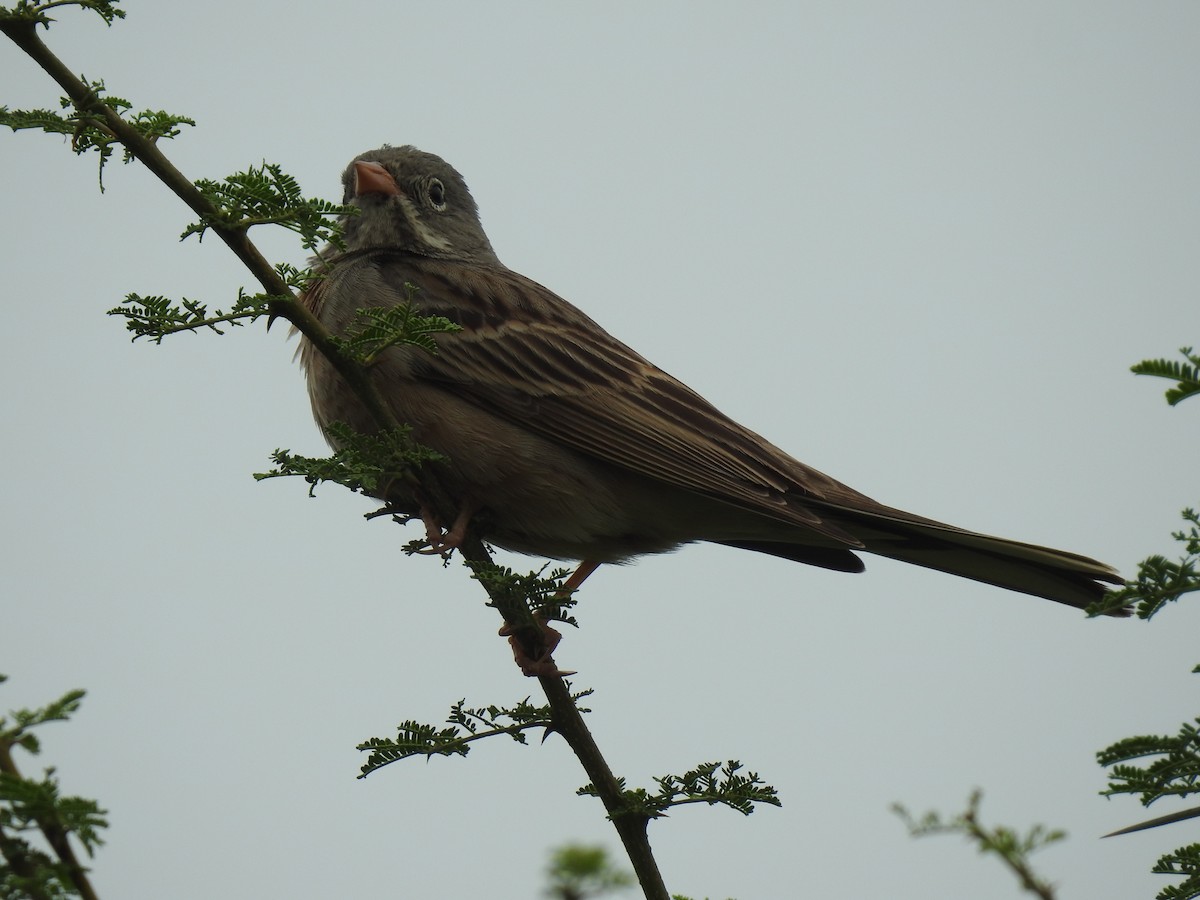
559, 559, 601, 595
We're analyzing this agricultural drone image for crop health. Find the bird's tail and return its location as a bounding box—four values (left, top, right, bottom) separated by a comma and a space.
841, 503, 1126, 613
727, 501, 1127, 614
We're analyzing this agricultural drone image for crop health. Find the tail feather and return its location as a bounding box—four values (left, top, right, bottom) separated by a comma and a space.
823, 502, 1125, 613
730, 499, 1126, 614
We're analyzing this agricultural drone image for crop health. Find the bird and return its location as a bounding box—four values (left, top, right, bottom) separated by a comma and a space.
298, 144, 1124, 615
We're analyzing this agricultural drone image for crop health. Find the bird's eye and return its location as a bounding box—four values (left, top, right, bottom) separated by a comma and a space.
427, 178, 447, 211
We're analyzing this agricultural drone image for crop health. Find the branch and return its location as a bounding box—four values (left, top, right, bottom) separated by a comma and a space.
456, 535, 673, 900
893, 790, 1064, 900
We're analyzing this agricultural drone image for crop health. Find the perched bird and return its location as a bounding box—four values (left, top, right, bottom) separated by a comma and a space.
299, 145, 1123, 613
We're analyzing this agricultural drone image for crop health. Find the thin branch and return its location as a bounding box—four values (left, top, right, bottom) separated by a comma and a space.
540, 666, 668, 899
455, 534, 671, 900
894, 790, 1062, 900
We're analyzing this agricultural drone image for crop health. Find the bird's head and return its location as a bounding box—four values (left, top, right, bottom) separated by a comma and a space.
340, 145, 501, 266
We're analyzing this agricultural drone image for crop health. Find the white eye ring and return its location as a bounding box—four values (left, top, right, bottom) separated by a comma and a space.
427, 178, 448, 211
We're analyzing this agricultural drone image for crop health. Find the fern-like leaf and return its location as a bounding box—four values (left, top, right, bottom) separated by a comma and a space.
254, 424, 443, 498
334, 301, 462, 365
107, 290, 272, 342
1092, 509, 1200, 619
578, 760, 780, 819
0, 77, 192, 189
1099, 719, 1200, 806
1153, 844, 1200, 900
0, 1, 126, 27
357, 694, 588, 778
185, 162, 352, 251
1132, 347, 1200, 406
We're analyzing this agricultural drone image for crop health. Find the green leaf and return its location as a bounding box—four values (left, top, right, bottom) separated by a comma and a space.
1099, 719, 1200, 808
1, 688, 86, 745
186, 162, 353, 252
545, 844, 635, 899
0, 679, 109, 894
357, 693, 590, 778
0, 77, 191, 190
468, 561, 581, 628
1132, 347, 1200, 406
578, 760, 780, 820
1152, 844, 1200, 900
1091, 508, 1200, 619
254, 423, 444, 498
107, 289, 272, 342
334, 297, 462, 365
0, 1, 126, 29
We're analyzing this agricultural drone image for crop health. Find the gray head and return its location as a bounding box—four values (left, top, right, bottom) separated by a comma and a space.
340, 145, 501, 266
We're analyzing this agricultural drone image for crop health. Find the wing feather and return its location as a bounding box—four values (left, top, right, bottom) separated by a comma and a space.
379, 255, 862, 542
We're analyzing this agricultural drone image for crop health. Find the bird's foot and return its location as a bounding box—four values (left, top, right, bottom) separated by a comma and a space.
499, 616, 576, 678
496, 561, 601, 677
414, 501, 478, 556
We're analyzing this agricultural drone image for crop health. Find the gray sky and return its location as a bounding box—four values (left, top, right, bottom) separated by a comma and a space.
3, 3, 1198, 898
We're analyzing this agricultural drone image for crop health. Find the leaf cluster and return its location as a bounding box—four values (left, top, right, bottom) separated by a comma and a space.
0, 1, 124, 28
469, 561, 581, 628
1132, 347, 1200, 407
0, 676, 107, 900
255, 423, 444, 499
1099, 719, 1200, 866
106, 288, 276, 343
545, 845, 635, 900
1100, 719, 1200, 804
1153, 846, 1200, 900
0, 683, 83, 757
579, 761, 780, 820
1092, 509, 1200, 619
334, 301, 462, 366
185, 163, 353, 254
0, 77, 191, 190
893, 790, 1063, 900
357, 693, 590, 777
1090, 348, 1200, 900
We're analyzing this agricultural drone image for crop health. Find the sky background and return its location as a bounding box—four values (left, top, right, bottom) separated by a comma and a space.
3, 3, 1199, 898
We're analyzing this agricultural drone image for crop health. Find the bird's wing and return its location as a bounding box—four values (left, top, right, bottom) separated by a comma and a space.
377, 255, 872, 545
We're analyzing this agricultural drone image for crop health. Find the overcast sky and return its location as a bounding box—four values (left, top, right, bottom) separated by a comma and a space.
3, 3, 1199, 899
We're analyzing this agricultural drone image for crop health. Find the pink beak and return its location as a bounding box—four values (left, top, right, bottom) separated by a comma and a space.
354, 160, 401, 197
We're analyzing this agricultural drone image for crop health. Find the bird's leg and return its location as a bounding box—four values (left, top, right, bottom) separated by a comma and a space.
558, 559, 601, 595
415, 497, 479, 556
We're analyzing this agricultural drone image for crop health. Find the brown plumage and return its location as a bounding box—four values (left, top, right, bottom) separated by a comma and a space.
299, 145, 1124, 612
